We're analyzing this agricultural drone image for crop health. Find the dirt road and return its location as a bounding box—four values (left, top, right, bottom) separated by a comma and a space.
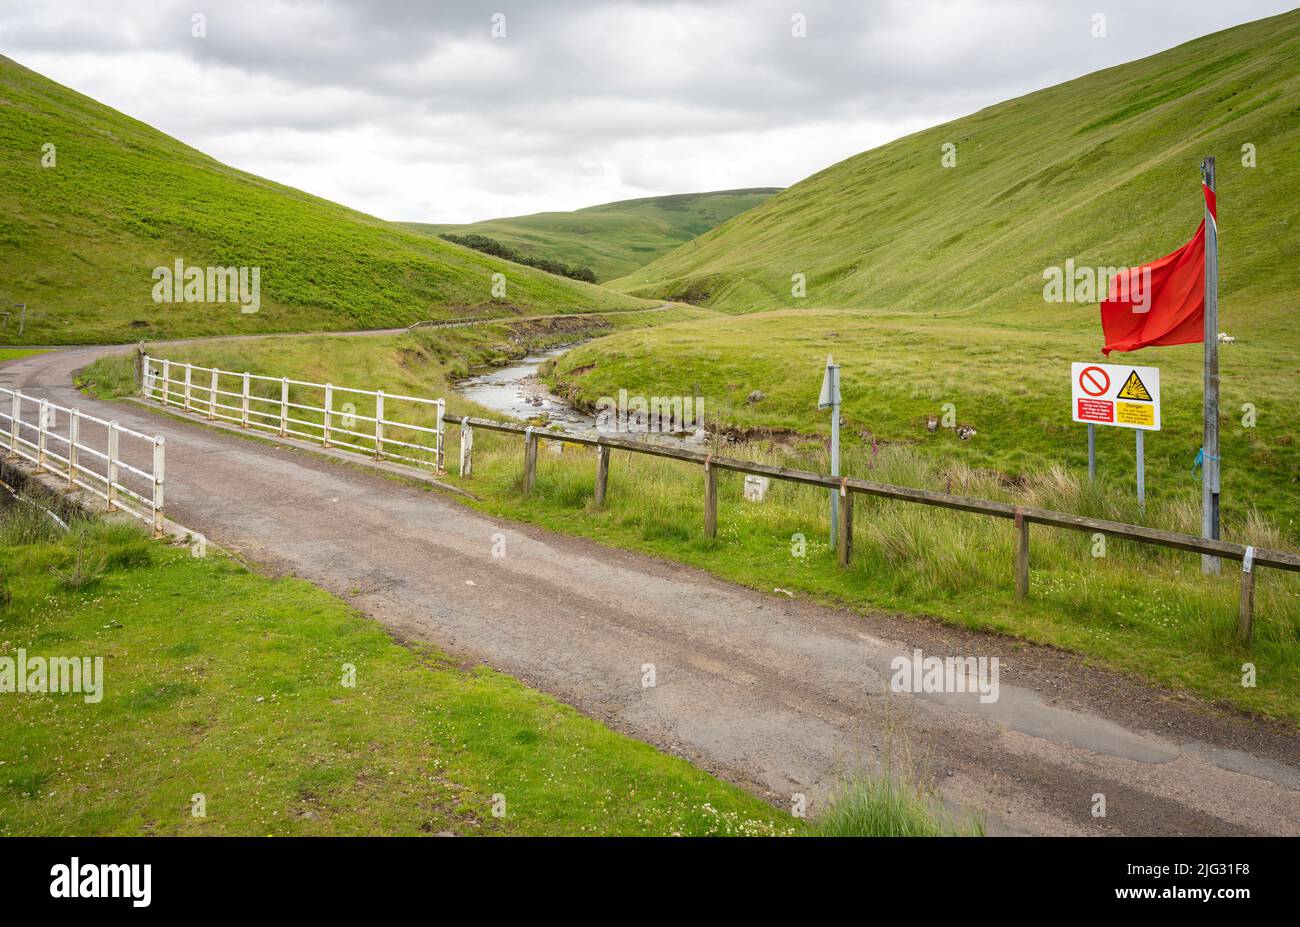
6, 344, 1299, 835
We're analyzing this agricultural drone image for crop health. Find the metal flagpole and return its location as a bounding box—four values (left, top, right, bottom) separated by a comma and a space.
1201, 157, 1220, 574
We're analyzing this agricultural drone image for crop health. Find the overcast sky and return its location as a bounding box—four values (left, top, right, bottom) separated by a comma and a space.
2, 0, 1293, 223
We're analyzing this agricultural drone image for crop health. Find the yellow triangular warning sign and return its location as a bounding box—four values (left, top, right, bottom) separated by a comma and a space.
1117, 370, 1152, 402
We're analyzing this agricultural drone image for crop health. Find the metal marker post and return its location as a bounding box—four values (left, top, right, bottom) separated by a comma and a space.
830, 365, 840, 544
1201, 157, 1221, 574
819, 357, 842, 546
1087, 423, 1096, 483
1135, 429, 1145, 512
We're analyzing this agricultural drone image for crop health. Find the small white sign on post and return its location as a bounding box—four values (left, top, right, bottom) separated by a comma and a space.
1071, 362, 1161, 431
818, 360, 841, 410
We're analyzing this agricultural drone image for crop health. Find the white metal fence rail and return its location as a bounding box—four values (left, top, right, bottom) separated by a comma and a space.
141, 355, 446, 471
0, 386, 165, 536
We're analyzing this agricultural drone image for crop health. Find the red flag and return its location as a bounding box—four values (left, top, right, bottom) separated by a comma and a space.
1099, 184, 1215, 355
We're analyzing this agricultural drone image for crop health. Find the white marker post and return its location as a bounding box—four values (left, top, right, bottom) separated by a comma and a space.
819, 356, 842, 546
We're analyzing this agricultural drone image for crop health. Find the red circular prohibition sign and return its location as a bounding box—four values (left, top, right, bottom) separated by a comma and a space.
1079, 366, 1110, 397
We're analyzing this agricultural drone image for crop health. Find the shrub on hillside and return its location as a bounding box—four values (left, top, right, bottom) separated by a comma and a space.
440, 233, 596, 283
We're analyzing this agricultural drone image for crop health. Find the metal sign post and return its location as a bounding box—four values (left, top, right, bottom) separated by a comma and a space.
1201, 157, 1221, 574
1087, 423, 1096, 483
818, 356, 842, 547
1136, 429, 1145, 512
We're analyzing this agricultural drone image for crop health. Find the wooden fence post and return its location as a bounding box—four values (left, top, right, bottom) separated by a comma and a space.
67, 410, 79, 489
459, 419, 473, 477
279, 377, 289, 436
435, 399, 446, 472
34, 399, 48, 473
1238, 546, 1256, 644
594, 443, 610, 506
152, 436, 165, 539
837, 478, 853, 567
7, 392, 18, 459
703, 454, 717, 538
134, 343, 145, 393
106, 422, 119, 512
523, 426, 538, 493
323, 384, 333, 446
1015, 506, 1030, 601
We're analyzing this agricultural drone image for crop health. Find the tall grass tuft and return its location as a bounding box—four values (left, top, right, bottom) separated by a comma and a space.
806, 775, 984, 837
49, 534, 108, 591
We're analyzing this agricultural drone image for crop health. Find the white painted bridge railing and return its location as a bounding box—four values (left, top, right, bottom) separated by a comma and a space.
141, 355, 446, 471
0, 386, 165, 536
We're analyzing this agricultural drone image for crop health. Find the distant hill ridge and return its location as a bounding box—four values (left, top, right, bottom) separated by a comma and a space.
408, 188, 781, 282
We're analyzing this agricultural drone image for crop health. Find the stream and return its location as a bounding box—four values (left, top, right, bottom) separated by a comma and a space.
453, 344, 707, 447
454, 345, 596, 433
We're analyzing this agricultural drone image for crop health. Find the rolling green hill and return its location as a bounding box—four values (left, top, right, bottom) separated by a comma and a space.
610, 11, 1300, 332
554, 11, 1300, 537
0, 55, 651, 345
407, 188, 780, 282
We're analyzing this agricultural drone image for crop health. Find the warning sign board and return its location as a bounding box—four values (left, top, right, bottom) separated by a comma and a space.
1071, 362, 1160, 431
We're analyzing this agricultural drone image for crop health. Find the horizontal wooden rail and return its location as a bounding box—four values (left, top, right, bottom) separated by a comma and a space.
447, 412, 1299, 575
449, 410, 1297, 643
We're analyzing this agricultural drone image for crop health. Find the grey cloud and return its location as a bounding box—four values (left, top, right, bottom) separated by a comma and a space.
1, 0, 1293, 221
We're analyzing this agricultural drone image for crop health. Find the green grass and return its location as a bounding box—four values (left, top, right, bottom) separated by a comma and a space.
407, 189, 781, 283
0, 348, 44, 362
79, 330, 1300, 726
0, 55, 653, 346
0, 497, 797, 836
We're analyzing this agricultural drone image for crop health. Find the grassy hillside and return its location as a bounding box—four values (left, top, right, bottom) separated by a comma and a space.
0, 55, 651, 346
408, 189, 780, 282
611, 10, 1300, 330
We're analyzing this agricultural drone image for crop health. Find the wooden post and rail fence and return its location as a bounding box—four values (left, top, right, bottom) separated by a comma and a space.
451, 412, 1299, 645
139, 351, 1300, 645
